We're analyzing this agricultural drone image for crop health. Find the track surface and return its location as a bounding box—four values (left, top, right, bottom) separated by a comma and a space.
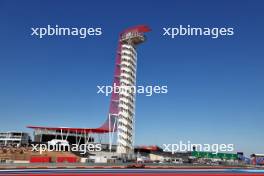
1, 168, 264, 176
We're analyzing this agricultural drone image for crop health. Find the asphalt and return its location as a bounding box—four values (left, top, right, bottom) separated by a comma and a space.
0, 168, 264, 175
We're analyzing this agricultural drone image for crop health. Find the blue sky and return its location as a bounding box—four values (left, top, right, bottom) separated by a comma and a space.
0, 0, 263, 155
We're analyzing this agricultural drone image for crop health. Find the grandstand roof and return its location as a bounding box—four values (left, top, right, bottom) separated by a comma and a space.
27, 126, 110, 133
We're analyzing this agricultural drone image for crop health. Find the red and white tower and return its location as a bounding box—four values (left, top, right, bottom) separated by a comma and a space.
99, 25, 150, 154
27, 25, 151, 156
113, 26, 150, 154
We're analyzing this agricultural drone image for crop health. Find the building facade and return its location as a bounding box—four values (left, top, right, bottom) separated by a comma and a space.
0, 131, 30, 146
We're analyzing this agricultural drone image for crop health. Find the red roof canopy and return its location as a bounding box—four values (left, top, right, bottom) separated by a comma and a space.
27, 125, 110, 134
121, 25, 151, 35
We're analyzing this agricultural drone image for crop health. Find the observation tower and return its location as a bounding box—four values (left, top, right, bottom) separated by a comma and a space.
27, 25, 151, 155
